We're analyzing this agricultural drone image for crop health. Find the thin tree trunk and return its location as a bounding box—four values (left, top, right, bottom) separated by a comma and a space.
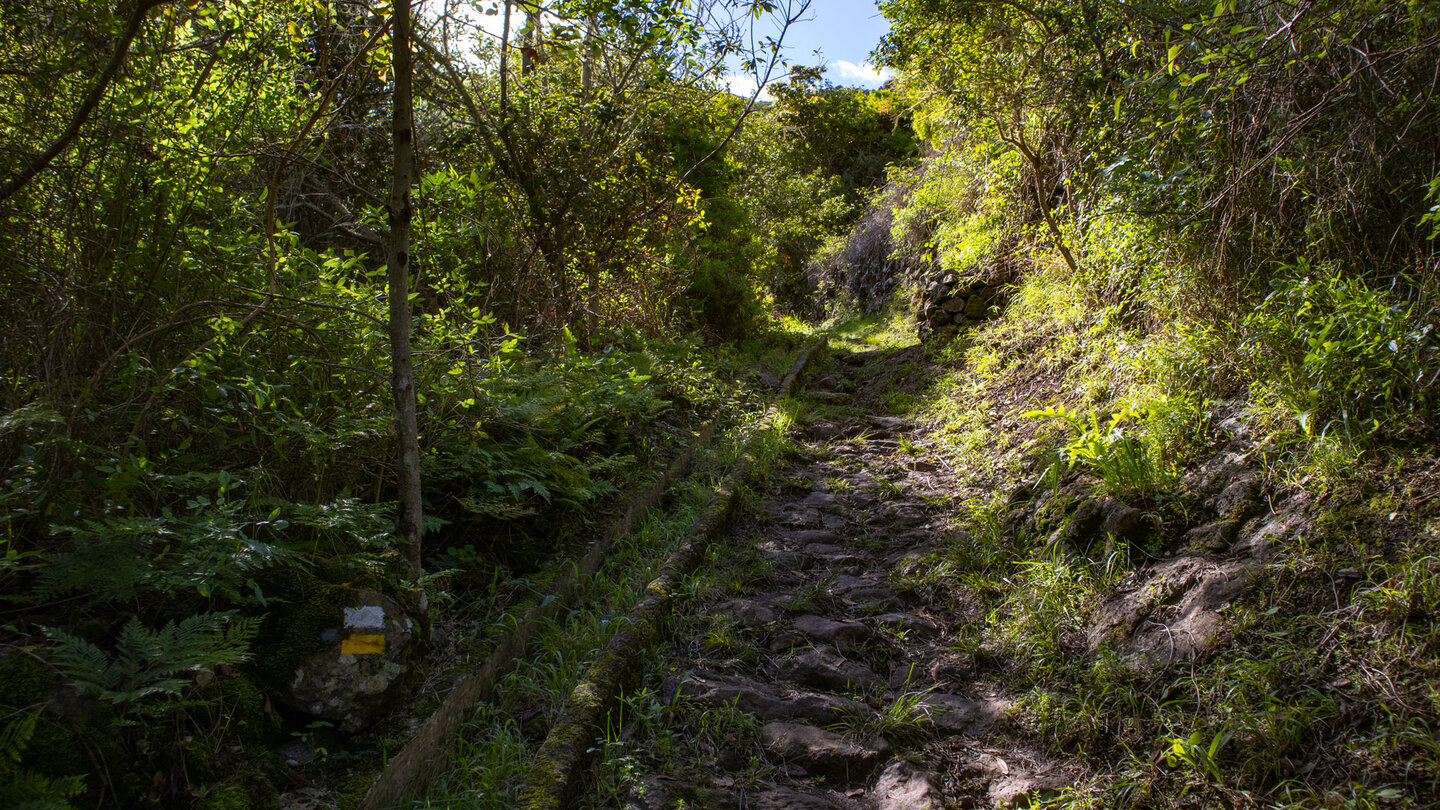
0, 0, 174, 203
387, 0, 424, 580
1011, 130, 1080, 275
499, 1, 512, 118
522, 3, 540, 75
581, 13, 597, 99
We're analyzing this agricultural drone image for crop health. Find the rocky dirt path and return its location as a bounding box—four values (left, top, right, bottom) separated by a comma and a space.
625, 347, 1079, 809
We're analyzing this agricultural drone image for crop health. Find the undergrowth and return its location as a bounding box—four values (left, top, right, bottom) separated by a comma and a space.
907, 241, 1440, 807
416, 371, 808, 809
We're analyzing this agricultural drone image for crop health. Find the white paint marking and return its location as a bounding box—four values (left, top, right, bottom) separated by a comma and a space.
345, 605, 386, 630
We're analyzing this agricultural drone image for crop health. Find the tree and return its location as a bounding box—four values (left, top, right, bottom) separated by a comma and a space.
0, 0, 177, 203
387, 0, 425, 580
416, 0, 815, 339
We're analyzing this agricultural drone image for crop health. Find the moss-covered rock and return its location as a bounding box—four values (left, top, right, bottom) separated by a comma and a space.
197, 771, 279, 810
198, 785, 250, 810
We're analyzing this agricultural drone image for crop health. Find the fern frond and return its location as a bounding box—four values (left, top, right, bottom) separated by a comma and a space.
44, 612, 257, 710
0, 710, 39, 765
0, 769, 86, 810
41, 628, 114, 693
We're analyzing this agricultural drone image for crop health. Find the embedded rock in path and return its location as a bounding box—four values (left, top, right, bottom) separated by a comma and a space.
760, 722, 891, 779
1089, 553, 1263, 667
793, 615, 874, 648
848, 491, 878, 509
867, 415, 910, 431
873, 612, 941, 638
759, 547, 805, 570
1126, 560, 1256, 665
668, 672, 873, 724
716, 598, 781, 627
753, 786, 848, 810
1231, 495, 1309, 559
800, 491, 841, 511
276, 588, 417, 732
1048, 499, 1105, 551
958, 752, 1077, 807
874, 761, 945, 810
1181, 450, 1249, 495
804, 545, 866, 569
920, 692, 1010, 735
830, 574, 898, 604
779, 646, 885, 692
988, 766, 1076, 807
1184, 520, 1239, 551
1213, 475, 1262, 521
1101, 500, 1148, 546
874, 503, 928, 527
624, 776, 678, 810
841, 349, 881, 365
770, 503, 822, 528
793, 529, 842, 545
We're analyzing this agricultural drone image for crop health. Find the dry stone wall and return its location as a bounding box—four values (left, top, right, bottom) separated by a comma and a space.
911, 266, 1014, 340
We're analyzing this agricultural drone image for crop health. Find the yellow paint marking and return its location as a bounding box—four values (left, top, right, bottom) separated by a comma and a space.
341, 634, 386, 655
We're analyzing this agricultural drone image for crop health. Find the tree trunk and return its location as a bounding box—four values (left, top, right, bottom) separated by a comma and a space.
387, 0, 424, 580
522, 4, 540, 75
1011, 130, 1080, 276
581, 13, 597, 99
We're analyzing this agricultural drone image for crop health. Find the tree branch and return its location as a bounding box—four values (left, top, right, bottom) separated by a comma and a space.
0, 0, 176, 203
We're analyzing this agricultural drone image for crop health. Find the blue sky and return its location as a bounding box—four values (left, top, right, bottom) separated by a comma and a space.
775, 0, 894, 88
462, 1, 894, 97
726, 0, 895, 97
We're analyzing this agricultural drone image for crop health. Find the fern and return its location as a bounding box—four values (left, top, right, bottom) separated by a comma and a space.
39, 504, 296, 604
0, 710, 85, 810
43, 613, 258, 715
456, 495, 538, 520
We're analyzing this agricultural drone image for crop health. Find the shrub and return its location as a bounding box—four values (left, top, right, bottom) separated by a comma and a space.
1240, 261, 1438, 441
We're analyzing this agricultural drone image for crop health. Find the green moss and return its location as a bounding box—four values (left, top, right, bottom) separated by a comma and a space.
197, 771, 278, 810
334, 766, 382, 810
250, 570, 351, 689
198, 785, 250, 810
0, 651, 51, 707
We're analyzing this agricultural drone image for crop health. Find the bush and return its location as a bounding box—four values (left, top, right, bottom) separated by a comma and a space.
1241, 261, 1438, 441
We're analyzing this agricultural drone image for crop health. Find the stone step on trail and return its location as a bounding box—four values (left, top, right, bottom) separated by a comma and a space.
778, 646, 885, 693
666, 671, 875, 725
791, 614, 874, 648
872, 611, 942, 638
713, 598, 782, 627
750, 786, 858, 810
790, 528, 843, 544
760, 722, 890, 780
874, 761, 945, 810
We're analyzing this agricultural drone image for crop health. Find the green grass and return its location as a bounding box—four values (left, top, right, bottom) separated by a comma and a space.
825, 300, 921, 353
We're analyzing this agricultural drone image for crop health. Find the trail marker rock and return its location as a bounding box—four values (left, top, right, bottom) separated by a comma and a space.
279, 589, 416, 732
